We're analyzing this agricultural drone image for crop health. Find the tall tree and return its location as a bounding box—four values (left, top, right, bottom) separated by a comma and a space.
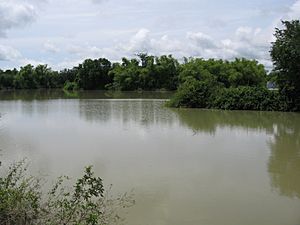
271, 20, 300, 111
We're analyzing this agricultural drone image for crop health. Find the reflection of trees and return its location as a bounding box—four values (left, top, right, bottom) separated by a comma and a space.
173, 108, 300, 199
0, 89, 65, 100
268, 114, 300, 199
172, 109, 282, 135
79, 100, 177, 128
0, 90, 173, 101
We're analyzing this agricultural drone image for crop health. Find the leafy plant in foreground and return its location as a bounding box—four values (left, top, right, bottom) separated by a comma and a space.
0, 160, 134, 225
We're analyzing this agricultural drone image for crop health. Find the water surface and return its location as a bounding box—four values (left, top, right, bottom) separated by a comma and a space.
0, 90, 300, 225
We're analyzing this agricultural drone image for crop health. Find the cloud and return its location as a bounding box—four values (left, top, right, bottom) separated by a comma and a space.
18, 58, 46, 67
90, 0, 108, 4
0, 45, 22, 61
287, 0, 300, 19
59, 26, 272, 70
0, 0, 38, 36
123, 28, 151, 52
186, 32, 217, 50
43, 41, 60, 53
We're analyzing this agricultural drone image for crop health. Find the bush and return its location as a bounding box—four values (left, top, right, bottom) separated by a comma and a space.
168, 81, 289, 111
166, 77, 219, 108
0, 160, 41, 225
212, 87, 288, 111
0, 160, 134, 225
64, 81, 79, 91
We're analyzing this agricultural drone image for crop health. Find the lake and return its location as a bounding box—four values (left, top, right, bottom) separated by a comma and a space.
0, 90, 300, 225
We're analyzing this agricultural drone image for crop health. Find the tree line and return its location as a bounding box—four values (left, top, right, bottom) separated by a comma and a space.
0, 55, 268, 91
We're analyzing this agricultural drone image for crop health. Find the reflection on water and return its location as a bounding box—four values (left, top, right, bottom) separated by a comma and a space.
0, 89, 174, 100
0, 91, 300, 225
80, 99, 175, 127
174, 109, 300, 199
268, 115, 300, 199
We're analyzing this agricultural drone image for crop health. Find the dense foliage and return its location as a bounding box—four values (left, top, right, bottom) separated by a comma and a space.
109, 54, 180, 91
166, 77, 219, 108
212, 87, 287, 111
0, 55, 267, 92
167, 57, 278, 111
167, 78, 287, 111
179, 58, 266, 88
0, 160, 134, 225
271, 20, 300, 111
0, 54, 180, 91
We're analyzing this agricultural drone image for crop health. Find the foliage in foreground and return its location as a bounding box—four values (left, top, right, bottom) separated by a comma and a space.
0, 160, 134, 225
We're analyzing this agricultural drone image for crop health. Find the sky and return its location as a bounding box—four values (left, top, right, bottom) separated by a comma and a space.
0, 0, 299, 70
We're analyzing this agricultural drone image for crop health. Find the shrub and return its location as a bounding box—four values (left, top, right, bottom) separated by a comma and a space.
64, 81, 79, 91
168, 81, 289, 111
0, 160, 134, 225
212, 87, 288, 111
166, 77, 219, 108
0, 160, 41, 225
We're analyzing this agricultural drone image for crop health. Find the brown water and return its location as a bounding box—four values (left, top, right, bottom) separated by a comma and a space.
0, 90, 300, 225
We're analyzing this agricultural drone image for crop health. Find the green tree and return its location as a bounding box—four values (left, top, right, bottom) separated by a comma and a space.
14, 65, 38, 89
179, 58, 266, 88
109, 58, 141, 91
271, 20, 300, 111
76, 58, 112, 90
34, 65, 58, 88
0, 69, 17, 89
153, 55, 179, 90
167, 77, 219, 108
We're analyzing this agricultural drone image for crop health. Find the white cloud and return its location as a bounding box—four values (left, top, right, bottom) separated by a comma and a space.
90, 0, 108, 4
123, 28, 151, 52
19, 58, 46, 66
287, 0, 300, 19
51, 26, 273, 70
43, 41, 60, 53
0, 45, 22, 61
186, 32, 217, 49
0, 0, 38, 36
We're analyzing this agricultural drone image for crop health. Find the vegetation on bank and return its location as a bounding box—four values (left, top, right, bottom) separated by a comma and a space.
0, 160, 134, 225
167, 77, 288, 111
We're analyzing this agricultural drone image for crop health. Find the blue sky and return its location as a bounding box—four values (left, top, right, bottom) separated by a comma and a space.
0, 0, 299, 70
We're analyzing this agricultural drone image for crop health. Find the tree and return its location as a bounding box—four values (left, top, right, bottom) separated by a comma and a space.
34, 65, 57, 88
271, 20, 300, 111
14, 65, 37, 89
76, 58, 112, 90
0, 69, 17, 89
179, 58, 266, 88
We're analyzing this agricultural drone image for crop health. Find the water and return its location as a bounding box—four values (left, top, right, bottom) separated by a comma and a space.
0, 90, 300, 225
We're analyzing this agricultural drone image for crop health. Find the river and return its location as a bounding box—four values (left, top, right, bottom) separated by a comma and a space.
0, 90, 299, 225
